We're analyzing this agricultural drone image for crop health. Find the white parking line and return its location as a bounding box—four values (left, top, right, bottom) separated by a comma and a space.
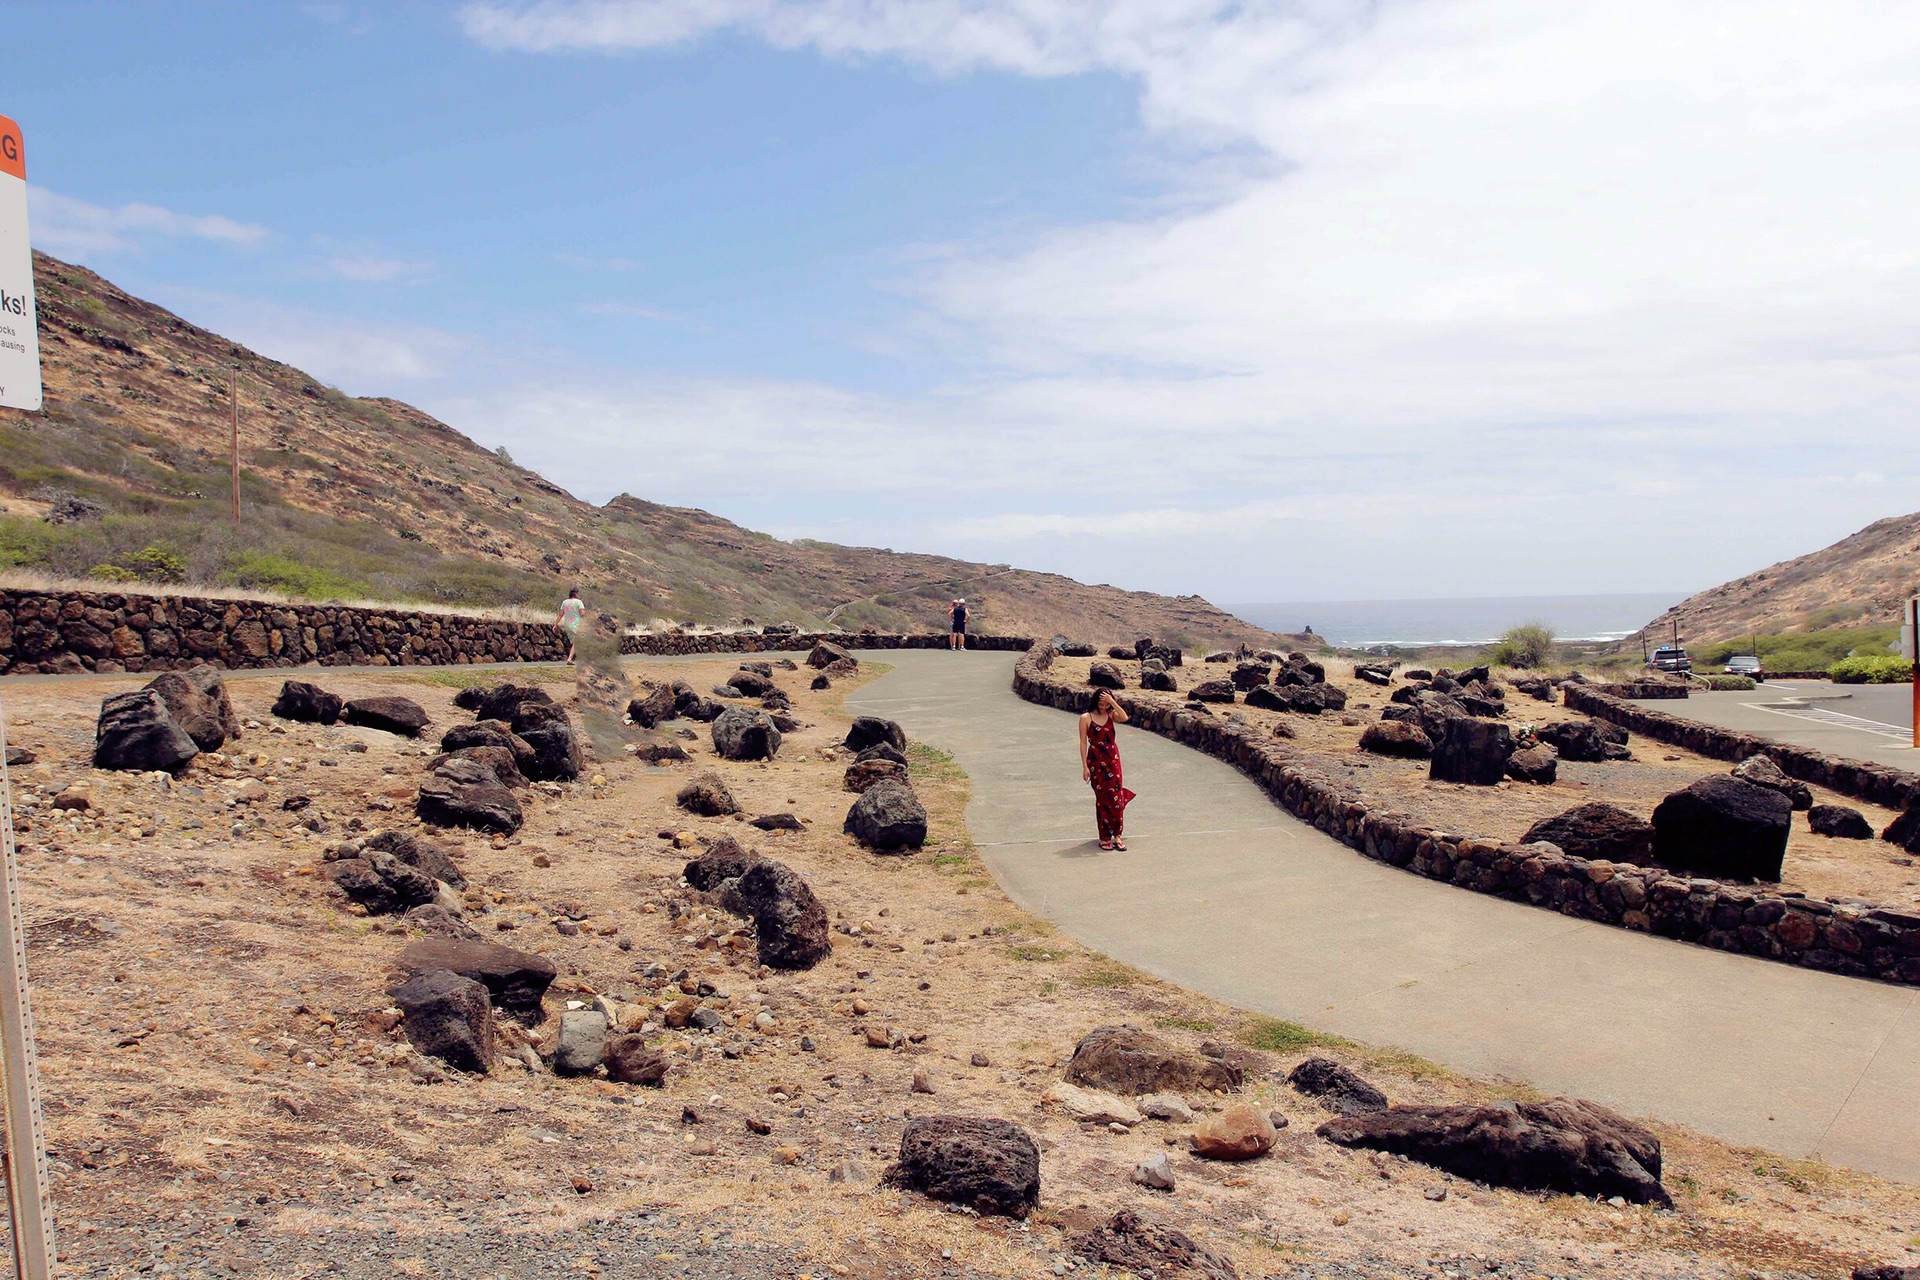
1744, 702, 1914, 742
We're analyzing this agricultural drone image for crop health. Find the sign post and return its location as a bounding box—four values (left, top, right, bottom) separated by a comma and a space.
0, 111, 56, 1280
1905, 597, 1918, 750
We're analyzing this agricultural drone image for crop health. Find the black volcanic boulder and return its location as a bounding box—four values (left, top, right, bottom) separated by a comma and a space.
845, 757, 908, 792
509, 701, 581, 781
416, 758, 524, 835
727, 668, 776, 697
1141, 669, 1178, 692
845, 715, 907, 753
1088, 662, 1126, 690
342, 696, 430, 738
470, 683, 553, 723
1319, 1097, 1670, 1207
1296, 682, 1347, 712
1288, 1056, 1388, 1115
1353, 663, 1393, 686
1651, 776, 1791, 881
94, 689, 200, 773
1506, 743, 1559, 785
272, 679, 344, 725
1190, 679, 1236, 704
808, 641, 853, 669
1411, 691, 1469, 741
1809, 804, 1874, 839
883, 1116, 1040, 1219
1230, 662, 1270, 691
1521, 803, 1655, 865
397, 938, 557, 1024
1731, 754, 1813, 810
328, 850, 440, 915
627, 684, 678, 729
440, 720, 537, 774
1534, 720, 1610, 763
722, 859, 831, 970
1070, 1212, 1238, 1280
844, 779, 927, 852
1108, 646, 1137, 660
1360, 720, 1432, 759
676, 771, 740, 817
145, 667, 238, 751
683, 834, 764, 889
391, 969, 494, 1074
1884, 802, 1920, 853
1066, 1024, 1242, 1096
1244, 685, 1293, 713
1429, 718, 1513, 786
712, 706, 782, 761
365, 829, 467, 889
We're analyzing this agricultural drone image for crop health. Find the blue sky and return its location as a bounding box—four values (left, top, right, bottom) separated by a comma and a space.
12, 2, 1920, 607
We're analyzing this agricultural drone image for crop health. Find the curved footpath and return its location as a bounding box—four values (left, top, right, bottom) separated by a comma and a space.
845, 650, 1920, 1184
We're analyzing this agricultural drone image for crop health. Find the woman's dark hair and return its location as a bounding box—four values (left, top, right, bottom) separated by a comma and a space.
568, 587, 580, 598
1090, 689, 1112, 712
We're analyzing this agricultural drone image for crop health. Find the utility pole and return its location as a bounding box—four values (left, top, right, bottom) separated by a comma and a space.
229, 366, 241, 529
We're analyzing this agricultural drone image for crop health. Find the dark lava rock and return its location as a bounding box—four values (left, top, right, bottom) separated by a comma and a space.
750, 812, 805, 831
845, 715, 907, 753
721, 859, 831, 970
1520, 803, 1654, 865
857, 742, 909, 766
1651, 776, 1791, 881
365, 829, 467, 889
1731, 754, 1814, 810
94, 689, 199, 773
1108, 646, 1137, 660
844, 779, 928, 852
1244, 685, 1292, 713
1298, 682, 1347, 712
604, 1035, 670, 1086
469, 683, 554, 723
157, 665, 240, 748
1190, 680, 1236, 704
845, 757, 908, 793
882, 1116, 1040, 1219
1506, 743, 1559, 785
342, 696, 430, 738
1071, 1211, 1238, 1280
416, 758, 524, 835
396, 938, 557, 1024
1288, 1056, 1388, 1115
1319, 1096, 1670, 1207
440, 719, 535, 767
1230, 662, 1271, 691
1429, 717, 1514, 786
807, 641, 854, 669
431, 744, 527, 790
1882, 802, 1920, 854
1359, 720, 1432, 759
728, 668, 776, 697
1065, 1024, 1243, 1096
1854, 1267, 1920, 1280
1809, 804, 1874, 839
1534, 720, 1611, 763
810, 674, 831, 691
1404, 669, 1433, 681
626, 684, 678, 729
329, 852, 439, 915
1412, 691, 1470, 741
1141, 669, 1178, 692
508, 702, 582, 782
391, 969, 494, 1074
676, 771, 740, 817
1088, 662, 1126, 690
712, 706, 783, 761
1353, 663, 1393, 686
272, 679, 344, 725
635, 741, 691, 764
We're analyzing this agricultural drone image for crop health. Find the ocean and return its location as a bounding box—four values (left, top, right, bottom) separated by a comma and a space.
1226, 593, 1679, 650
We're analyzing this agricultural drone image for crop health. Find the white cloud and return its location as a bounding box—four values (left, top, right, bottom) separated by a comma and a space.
459, 2, 1920, 603
28, 189, 271, 257
176, 293, 471, 390
322, 255, 432, 283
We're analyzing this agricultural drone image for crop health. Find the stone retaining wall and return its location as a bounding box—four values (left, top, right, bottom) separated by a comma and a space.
1015, 646, 1920, 986
1565, 685, 1920, 812
619, 631, 1032, 657
0, 588, 569, 674
1600, 681, 1689, 699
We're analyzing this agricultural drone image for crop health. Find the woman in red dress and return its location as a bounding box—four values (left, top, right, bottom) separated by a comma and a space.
1079, 689, 1137, 851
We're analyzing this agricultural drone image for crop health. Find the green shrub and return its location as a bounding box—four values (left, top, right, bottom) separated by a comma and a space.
86, 563, 138, 583
1701, 674, 1756, 691
1489, 622, 1555, 669
125, 543, 187, 583
1830, 655, 1914, 684
221, 550, 367, 601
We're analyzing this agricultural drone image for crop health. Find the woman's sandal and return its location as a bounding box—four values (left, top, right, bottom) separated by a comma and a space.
1098, 841, 1114, 851
1112, 839, 1128, 851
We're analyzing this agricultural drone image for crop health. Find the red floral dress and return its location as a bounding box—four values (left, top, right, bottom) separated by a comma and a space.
1085, 715, 1136, 842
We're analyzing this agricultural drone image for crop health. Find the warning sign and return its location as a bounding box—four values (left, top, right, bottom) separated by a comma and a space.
0, 114, 40, 412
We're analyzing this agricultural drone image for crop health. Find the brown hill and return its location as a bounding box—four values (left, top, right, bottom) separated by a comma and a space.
0, 252, 1269, 648
1646, 512, 1920, 641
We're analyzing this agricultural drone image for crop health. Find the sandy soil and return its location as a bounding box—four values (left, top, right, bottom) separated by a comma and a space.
1, 656, 1917, 1279
1052, 656, 1920, 911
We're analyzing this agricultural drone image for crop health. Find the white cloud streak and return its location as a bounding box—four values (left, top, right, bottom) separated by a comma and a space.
28, 189, 272, 257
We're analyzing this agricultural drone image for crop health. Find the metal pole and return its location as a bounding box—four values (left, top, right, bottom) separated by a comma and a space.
1910, 597, 1918, 750
229, 368, 240, 530
0, 694, 54, 1280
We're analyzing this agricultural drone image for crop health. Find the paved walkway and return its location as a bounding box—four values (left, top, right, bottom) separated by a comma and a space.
845, 650, 1920, 1184
1661, 680, 1916, 769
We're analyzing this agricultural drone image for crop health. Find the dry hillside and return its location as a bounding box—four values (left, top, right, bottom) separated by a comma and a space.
1646, 512, 1920, 641
0, 252, 1268, 648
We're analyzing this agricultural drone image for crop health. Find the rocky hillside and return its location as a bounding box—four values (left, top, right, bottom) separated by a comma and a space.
0, 252, 1268, 648
1645, 513, 1920, 642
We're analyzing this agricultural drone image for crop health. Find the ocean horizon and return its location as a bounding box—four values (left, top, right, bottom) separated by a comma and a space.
1225, 592, 1681, 650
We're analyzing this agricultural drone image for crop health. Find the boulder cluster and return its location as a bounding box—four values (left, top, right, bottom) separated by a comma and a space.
841, 716, 927, 852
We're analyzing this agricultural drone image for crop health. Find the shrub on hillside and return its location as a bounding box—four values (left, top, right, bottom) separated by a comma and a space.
1700, 674, 1756, 691
1490, 622, 1555, 669
1830, 655, 1914, 684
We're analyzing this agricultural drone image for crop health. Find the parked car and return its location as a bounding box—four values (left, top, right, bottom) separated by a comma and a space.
1648, 646, 1692, 674
1724, 655, 1764, 681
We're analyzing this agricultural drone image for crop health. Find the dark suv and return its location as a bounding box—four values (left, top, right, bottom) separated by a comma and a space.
1649, 646, 1692, 674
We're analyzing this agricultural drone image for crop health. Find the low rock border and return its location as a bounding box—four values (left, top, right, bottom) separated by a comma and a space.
1013, 647, 1920, 986
620, 631, 1031, 657
1566, 685, 1920, 812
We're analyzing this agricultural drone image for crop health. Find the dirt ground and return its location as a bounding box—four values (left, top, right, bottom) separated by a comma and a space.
2, 655, 1918, 1280
1051, 656, 1920, 911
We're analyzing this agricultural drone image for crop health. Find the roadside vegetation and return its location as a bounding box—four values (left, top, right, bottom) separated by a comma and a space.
1830, 654, 1915, 684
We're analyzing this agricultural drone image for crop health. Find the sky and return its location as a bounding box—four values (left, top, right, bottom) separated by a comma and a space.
9, 1, 1920, 605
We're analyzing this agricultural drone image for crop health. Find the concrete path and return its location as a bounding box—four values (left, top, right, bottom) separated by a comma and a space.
845, 650, 1920, 1184
1660, 680, 1917, 769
